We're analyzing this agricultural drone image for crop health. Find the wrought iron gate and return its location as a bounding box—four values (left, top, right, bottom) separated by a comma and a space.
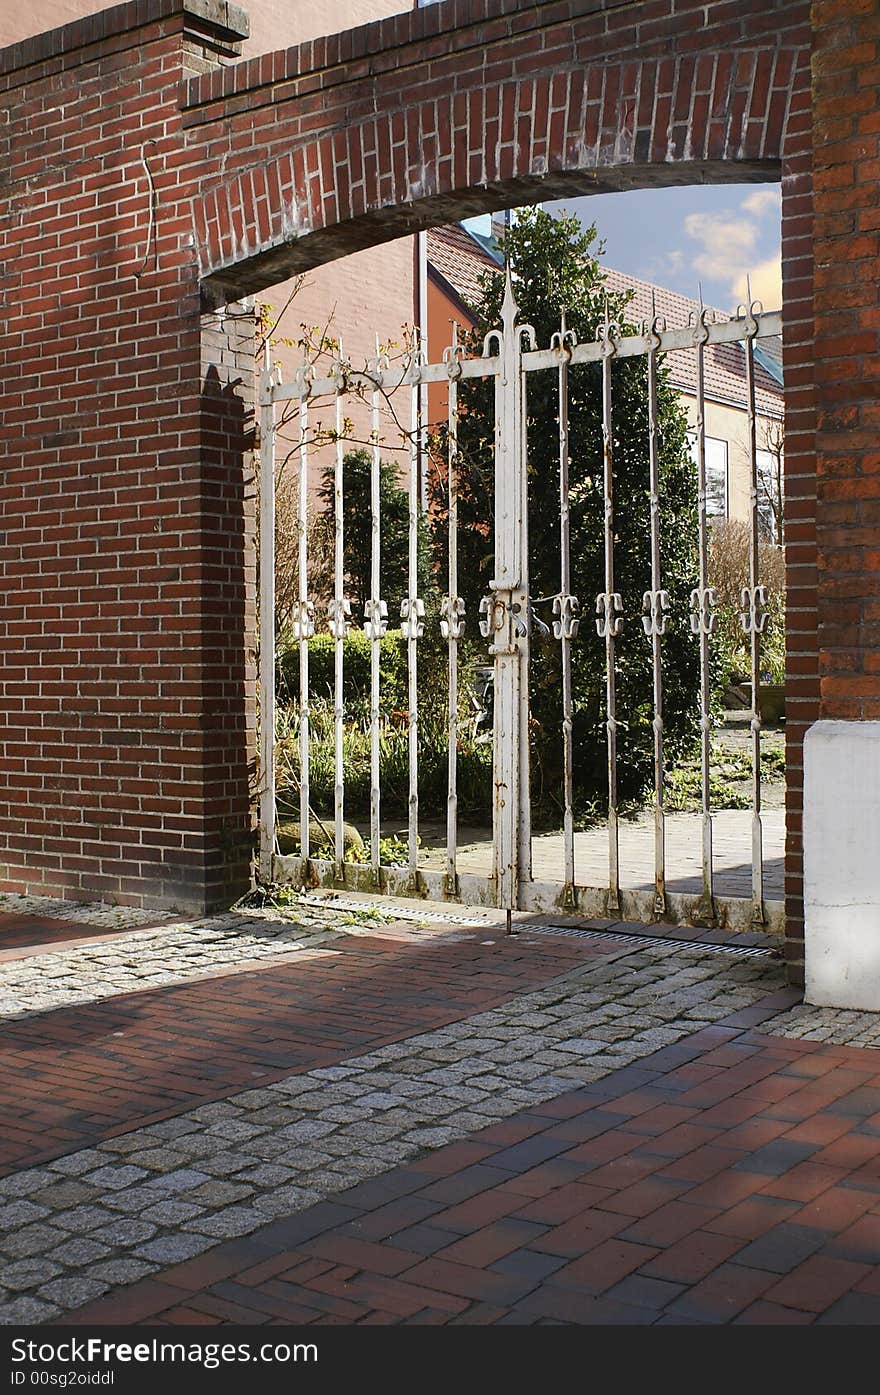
258, 271, 783, 932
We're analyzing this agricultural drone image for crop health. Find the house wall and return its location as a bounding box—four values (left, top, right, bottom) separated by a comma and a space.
681, 396, 784, 524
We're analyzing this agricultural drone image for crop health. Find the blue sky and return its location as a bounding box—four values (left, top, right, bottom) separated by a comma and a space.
468, 183, 782, 315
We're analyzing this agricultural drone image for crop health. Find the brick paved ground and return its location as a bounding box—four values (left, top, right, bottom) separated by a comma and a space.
1, 895, 879, 1326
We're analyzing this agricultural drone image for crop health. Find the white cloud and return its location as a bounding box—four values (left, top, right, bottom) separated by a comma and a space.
732, 257, 782, 311
682, 198, 781, 310
683, 212, 758, 283
742, 188, 782, 217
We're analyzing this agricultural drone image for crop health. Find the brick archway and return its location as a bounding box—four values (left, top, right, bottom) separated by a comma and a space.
5, 0, 874, 999
187, 8, 808, 302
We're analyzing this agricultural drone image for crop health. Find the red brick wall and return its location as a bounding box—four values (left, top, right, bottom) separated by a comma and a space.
188, 0, 809, 300
812, 0, 880, 722
0, 3, 255, 911
3, 0, 852, 956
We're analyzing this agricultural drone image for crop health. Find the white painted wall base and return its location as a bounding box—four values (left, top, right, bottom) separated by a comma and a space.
804, 720, 880, 1011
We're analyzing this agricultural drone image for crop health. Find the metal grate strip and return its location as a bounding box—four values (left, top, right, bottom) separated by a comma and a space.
294, 893, 774, 956
525, 922, 774, 958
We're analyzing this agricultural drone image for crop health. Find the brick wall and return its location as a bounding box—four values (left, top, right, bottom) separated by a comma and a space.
812, 0, 880, 721
0, 2, 255, 911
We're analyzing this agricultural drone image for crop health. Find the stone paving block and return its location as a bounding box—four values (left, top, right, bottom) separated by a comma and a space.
134, 1235, 214, 1265
0, 1294, 60, 1324
0, 1199, 50, 1227
83, 1165, 149, 1191
0, 1259, 63, 1292
2, 1224, 67, 1260
37, 1276, 111, 1308
90, 1259, 158, 1285
47, 1238, 112, 1267
251, 1187, 323, 1218
185, 1207, 269, 1239
183, 1182, 255, 1207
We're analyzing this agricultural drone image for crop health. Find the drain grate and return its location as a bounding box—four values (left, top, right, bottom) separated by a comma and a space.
292, 893, 774, 956
294, 892, 497, 929
526, 922, 774, 958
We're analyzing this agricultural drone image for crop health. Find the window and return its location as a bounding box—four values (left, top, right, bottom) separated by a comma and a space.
688, 433, 728, 519
756, 447, 781, 542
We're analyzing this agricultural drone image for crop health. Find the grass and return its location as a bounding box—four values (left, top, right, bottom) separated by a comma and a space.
664, 738, 785, 813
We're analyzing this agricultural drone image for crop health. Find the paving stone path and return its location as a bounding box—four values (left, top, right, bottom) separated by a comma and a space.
0, 914, 347, 1021
0, 918, 782, 1323
757, 1002, 880, 1048
1, 895, 879, 1327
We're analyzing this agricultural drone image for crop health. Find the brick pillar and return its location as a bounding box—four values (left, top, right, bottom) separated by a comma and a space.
803, 0, 880, 1006
0, 1, 256, 913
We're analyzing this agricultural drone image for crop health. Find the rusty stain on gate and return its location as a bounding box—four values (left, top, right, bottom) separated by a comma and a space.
258, 267, 783, 934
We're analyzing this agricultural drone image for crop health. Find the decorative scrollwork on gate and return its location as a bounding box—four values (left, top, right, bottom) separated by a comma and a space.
400, 596, 425, 640
327, 597, 351, 640
440, 595, 466, 639
443, 342, 464, 381
739, 584, 769, 635
478, 594, 507, 638
641, 589, 671, 637
363, 598, 388, 640
689, 585, 718, 635
290, 599, 315, 640
552, 593, 580, 640
595, 591, 623, 638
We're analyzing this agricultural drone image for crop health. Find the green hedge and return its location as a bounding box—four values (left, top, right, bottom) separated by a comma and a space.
278, 629, 409, 715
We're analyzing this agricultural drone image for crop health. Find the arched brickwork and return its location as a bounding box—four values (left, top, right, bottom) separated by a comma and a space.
7, 0, 867, 993
184, 5, 808, 300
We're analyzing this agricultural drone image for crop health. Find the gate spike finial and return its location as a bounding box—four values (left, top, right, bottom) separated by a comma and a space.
501, 260, 519, 331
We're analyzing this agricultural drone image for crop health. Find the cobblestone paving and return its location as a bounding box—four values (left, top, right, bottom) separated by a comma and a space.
0, 942, 784, 1323
0, 912, 361, 1022
0, 895, 164, 930
758, 1001, 880, 1048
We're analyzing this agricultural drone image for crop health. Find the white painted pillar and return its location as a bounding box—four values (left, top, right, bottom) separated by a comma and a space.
804, 720, 880, 1010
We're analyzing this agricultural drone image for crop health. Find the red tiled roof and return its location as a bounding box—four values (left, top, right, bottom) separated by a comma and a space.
599, 267, 783, 417
427, 226, 783, 418
427, 224, 499, 311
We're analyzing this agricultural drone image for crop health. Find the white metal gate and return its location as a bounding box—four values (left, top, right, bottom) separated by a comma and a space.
258, 271, 783, 932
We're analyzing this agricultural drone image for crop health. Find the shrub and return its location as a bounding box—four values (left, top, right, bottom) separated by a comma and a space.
708, 519, 786, 688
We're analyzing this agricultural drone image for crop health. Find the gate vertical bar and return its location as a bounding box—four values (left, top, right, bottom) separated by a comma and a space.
331, 354, 348, 870
442, 328, 464, 897
365, 343, 388, 881
690, 301, 715, 921
742, 299, 766, 924
598, 310, 622, 916
518, 334, 532, 887
296, 375, 312, 863
552, 318, 578, 899
402, 346, 424, 881
258, 343, 276, 883
644, 309, 668, 916
483, 269, 531, 917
